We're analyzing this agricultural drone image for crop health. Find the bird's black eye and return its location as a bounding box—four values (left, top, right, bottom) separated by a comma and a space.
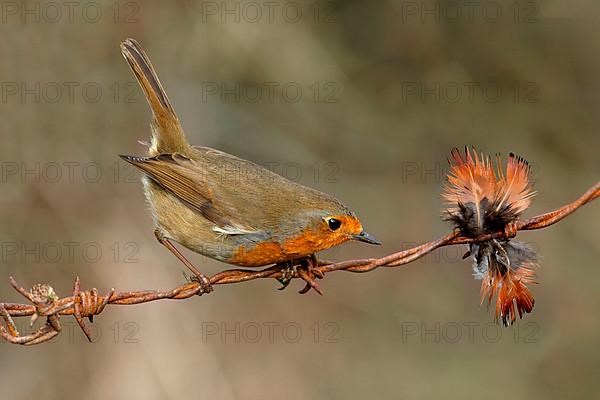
327, 218, 342, 231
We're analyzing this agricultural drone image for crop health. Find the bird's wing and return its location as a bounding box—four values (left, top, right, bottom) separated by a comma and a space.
119, 153, 260, 235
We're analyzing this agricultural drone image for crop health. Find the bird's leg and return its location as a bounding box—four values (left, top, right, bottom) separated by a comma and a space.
154, 229, 213, 294
298, 254, 324, 295
277, 260, 295, 290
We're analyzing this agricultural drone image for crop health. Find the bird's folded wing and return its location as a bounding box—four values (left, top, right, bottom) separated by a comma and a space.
120, 153, 259, 235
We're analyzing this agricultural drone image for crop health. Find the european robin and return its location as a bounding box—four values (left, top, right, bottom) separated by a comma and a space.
118, 38, 380, 294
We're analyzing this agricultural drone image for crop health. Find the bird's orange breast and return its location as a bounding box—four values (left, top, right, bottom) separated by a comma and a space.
229, 228, 349, 267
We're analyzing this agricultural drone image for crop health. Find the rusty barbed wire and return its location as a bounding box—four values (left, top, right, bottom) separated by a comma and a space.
1, 181, 598, 345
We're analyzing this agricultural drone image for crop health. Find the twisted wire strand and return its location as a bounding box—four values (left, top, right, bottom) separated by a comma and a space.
1, 181, 598, 345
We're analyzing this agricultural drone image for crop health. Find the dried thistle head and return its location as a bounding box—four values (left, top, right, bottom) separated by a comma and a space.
444, 147, 538, 326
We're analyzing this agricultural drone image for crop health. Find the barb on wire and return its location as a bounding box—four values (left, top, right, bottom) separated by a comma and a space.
1, 169, 598, 344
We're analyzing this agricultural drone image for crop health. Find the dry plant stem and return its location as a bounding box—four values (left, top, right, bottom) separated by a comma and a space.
1, 181, 598, 345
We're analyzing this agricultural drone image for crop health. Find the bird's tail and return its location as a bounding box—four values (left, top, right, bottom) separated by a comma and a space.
120, 38, 191, 155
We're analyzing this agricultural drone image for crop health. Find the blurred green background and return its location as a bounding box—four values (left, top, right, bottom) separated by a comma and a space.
1, 0, 599, 398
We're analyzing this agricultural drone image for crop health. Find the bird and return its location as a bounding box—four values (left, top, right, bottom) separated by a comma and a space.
118, 38, 380, 294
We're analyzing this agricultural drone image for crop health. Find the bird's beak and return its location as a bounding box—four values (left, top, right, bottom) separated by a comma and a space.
352, 231, 382, 245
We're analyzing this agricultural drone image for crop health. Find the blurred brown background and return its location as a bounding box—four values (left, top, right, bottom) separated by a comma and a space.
1, 0, 599, 398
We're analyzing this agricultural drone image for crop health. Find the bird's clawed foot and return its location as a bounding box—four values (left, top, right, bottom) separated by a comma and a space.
189, 274, 214, 295
297, 255, 324, 295
277, 261, 295, 290
276, 255, 324, 295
